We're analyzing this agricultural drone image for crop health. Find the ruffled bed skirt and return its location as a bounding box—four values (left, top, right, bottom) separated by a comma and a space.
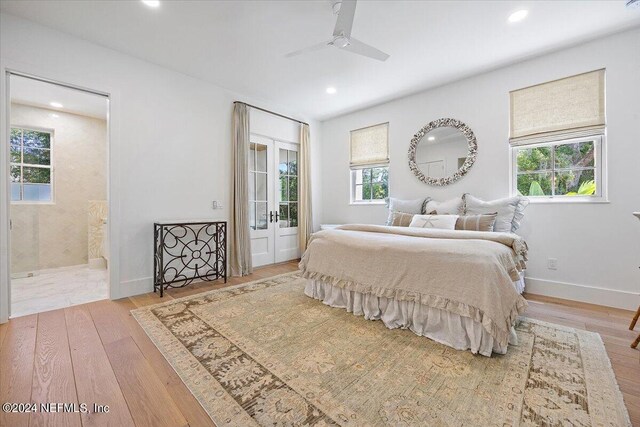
304, 275, 524, 357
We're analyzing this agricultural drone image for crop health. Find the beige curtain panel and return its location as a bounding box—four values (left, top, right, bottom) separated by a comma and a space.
509, 69, 605, 145
230, 103, 253, 276
350, 122, 389, 168
298, 123, 313, 252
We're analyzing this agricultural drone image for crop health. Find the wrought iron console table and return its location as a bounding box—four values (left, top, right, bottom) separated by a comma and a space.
154, 220, 227, 297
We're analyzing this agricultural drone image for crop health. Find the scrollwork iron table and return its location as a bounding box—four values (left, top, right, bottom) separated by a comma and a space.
154, 220, 227, 297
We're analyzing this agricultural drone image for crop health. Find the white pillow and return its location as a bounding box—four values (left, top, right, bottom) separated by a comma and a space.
423, 197, 464, 215
463, 194, 529, 233
385, 197, 426, 225
409, 214, 459, 230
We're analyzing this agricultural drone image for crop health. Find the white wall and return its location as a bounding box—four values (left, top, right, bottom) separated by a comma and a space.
319, 28, 640, 310
0, 13, 321, 320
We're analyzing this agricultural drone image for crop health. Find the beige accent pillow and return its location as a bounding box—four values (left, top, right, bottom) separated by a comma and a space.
390, 211, 415, 227
409, 214, 459, 230
455, 213, 498, 232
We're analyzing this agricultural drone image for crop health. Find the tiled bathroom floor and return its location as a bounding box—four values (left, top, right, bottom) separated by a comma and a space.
11, 265, 108, 317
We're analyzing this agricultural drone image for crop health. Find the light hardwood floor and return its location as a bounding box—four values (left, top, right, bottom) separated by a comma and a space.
1, 260, 638, 426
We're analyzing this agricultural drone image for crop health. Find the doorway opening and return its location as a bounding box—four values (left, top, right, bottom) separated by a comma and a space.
7, 73, 110, 317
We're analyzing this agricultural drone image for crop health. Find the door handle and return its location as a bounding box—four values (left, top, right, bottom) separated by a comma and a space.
275, 211, 279, 222
269, 211, 274, 223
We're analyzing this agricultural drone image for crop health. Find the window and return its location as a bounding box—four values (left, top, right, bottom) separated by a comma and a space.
509, 69, 606, 202
513, 136, 603, 199
351, 166, 388, 203
10, 127, 53, 202
350, 122, 389, 203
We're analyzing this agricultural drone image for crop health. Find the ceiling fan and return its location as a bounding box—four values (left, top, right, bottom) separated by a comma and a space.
285, 0, 390, 61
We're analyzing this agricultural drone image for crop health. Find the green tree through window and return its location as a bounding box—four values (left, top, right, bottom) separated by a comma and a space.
352, 167, 388, 202
10, 127, 53, 202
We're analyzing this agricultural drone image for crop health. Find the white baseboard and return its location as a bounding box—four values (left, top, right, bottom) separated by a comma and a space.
117, 276, 153, 299
524, 277, 640, 311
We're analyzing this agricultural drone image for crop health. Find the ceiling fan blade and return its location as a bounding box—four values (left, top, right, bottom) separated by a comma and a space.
285, 41, 331, 58
343, 37, 390, 61
333, 0, 357, 37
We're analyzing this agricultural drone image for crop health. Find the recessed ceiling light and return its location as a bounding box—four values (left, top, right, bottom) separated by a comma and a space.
427, 136, 436, 141
50, 102, 63, 108
51, 113, 60, 118
326, 87, 337, 94
508, 9, 528, 23
141, 0, 160, 8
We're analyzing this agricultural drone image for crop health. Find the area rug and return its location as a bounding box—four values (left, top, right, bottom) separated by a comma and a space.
132, 271, 631, 426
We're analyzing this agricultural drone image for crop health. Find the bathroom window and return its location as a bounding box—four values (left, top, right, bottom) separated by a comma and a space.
10, 127, 53, 202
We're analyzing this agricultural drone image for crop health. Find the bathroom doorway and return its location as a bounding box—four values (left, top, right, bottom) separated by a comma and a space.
7, 74, 109, 317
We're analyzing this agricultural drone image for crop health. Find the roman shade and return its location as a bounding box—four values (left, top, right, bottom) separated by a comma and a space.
509, 69, 605, 145
350, 122, 389, 168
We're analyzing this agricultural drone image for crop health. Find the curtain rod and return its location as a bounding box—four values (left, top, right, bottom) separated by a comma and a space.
234, 101, 309, 126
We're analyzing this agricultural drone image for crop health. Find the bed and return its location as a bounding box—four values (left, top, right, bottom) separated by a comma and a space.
299, 224, 528, 357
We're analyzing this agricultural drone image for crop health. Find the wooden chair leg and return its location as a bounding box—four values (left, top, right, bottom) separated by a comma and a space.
632, 334, 640, 349
631, 306, 640, 331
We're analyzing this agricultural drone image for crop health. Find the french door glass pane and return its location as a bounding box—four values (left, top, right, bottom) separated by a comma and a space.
256, 172, 267, 201
249, 143, 256, 171
280, 176, 288, 202
516, 172, 552, 196
279, 203, 289, 228
288, 177, 298, 202
23, 147, 50, 166
289, 151, 298, 175
554, 141, 595, 169
256, 202, 268, 230
248, 172, 255, 201
23, 130, 50, 149
250, 202, 257, 230
11, 183, 21, 201
289, 202, 298, 228
555, 169, 595, 196
256, 144, 267, 172
23, 184, 51, 202
279, 148, 288, 176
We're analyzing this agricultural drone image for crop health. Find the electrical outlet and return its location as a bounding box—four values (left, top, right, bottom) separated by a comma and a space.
212, 201, 223, 210
547, 258, 558, 270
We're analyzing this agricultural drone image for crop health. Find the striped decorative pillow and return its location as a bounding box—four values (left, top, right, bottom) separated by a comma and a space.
390, 211, 415, 227
455, 213, 498, 232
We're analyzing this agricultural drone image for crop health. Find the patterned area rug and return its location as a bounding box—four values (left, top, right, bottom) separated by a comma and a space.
132, 272, 631, 426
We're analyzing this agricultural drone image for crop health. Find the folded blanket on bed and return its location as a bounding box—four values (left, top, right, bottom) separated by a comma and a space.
299, 224, 528, 348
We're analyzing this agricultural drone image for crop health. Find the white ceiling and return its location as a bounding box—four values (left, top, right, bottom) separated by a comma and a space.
1, 1, 638, 121
10, 75, 108, 120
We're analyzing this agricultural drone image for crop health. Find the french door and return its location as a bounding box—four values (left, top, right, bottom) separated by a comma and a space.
248, 134, 300, 267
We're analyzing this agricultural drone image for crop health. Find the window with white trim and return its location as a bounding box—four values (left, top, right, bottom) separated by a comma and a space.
350, 123, 389, 203
512, 135, 604, 199
10, 127, 53, 202
509, 69, 606, 201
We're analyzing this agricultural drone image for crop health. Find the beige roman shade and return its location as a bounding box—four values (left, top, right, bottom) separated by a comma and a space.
509, 69, 605, 145
350, 122, 389, 168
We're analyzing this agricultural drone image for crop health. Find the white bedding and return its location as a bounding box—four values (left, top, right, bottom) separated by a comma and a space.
305, 272, 525, 357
